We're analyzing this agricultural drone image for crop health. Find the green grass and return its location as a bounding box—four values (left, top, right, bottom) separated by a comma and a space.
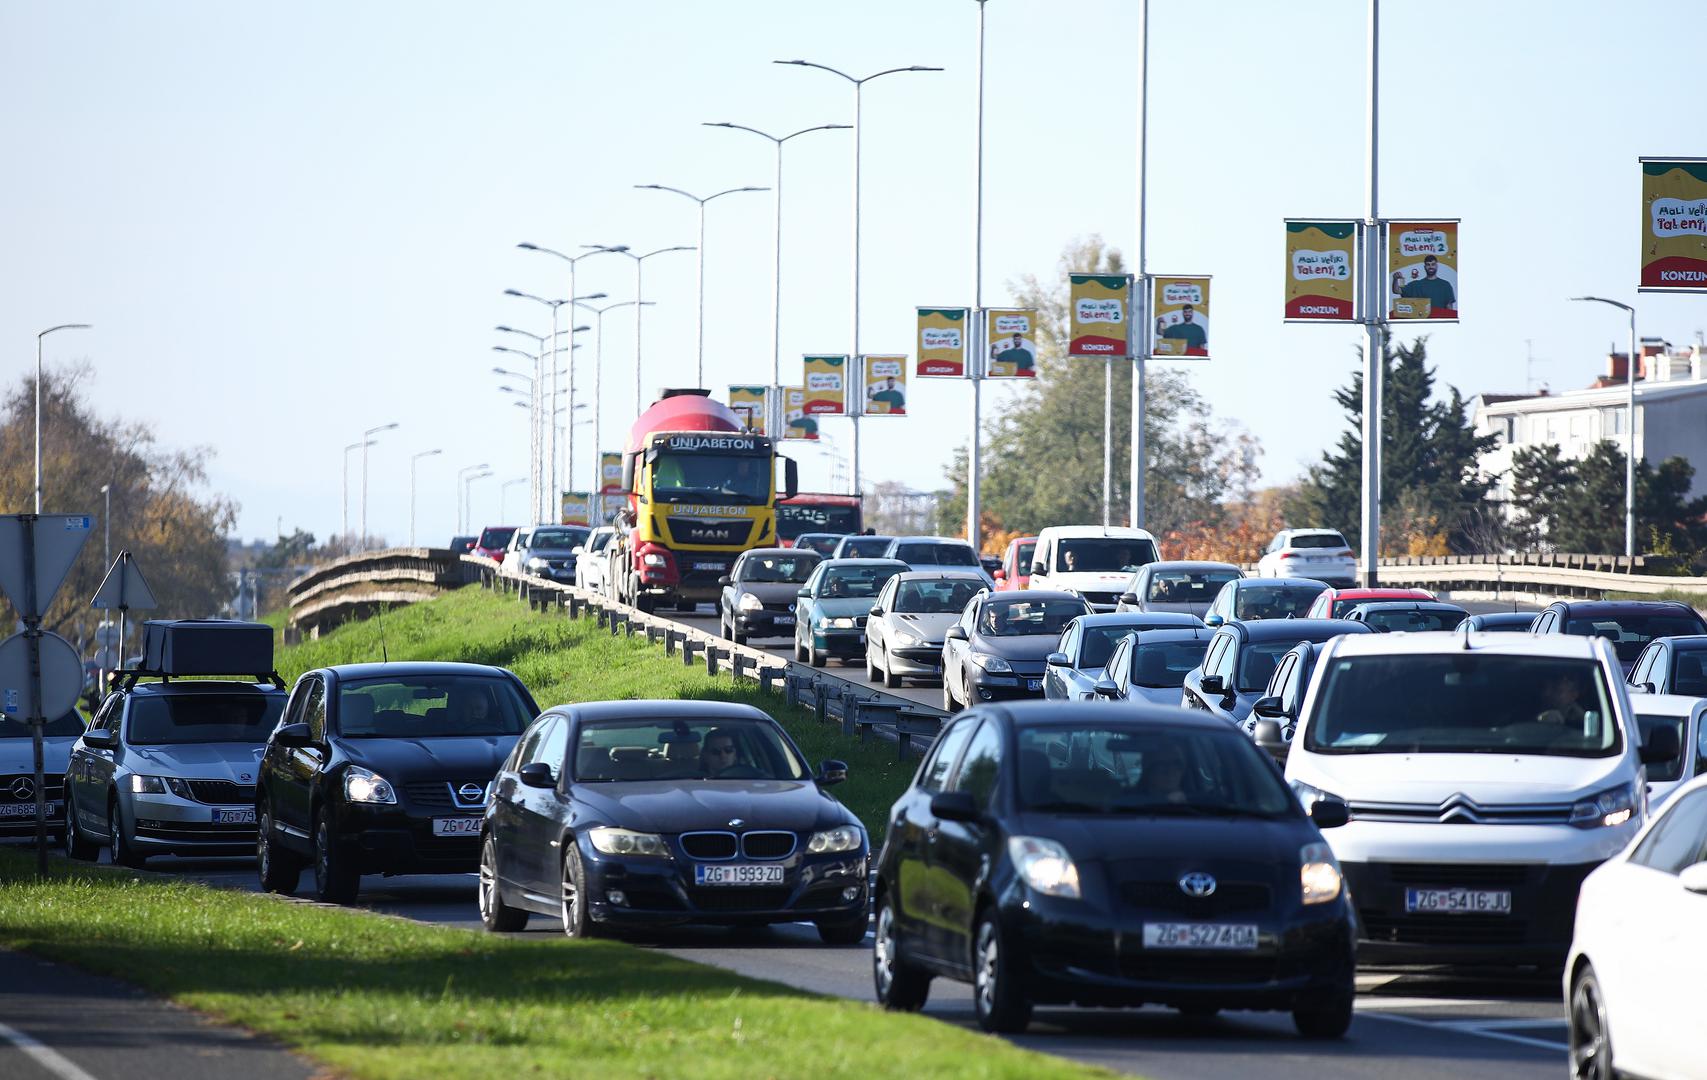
1604, 588, 1707, 612
0, 851, 1113, 1080
275, 585, 917, 834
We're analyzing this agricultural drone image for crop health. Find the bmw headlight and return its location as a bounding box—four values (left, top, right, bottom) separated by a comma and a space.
969, 652, 1013, 673
1008, 836, 1080, 898
343, 766, 397, 805
830, 617, 856, 629
738, 592, 765, 612
1290, 780, 1342, 815
587, 827, 669, 857
1570, 781, 1639, 828
1300, 842, 1343, 905
807, 825, 864, 854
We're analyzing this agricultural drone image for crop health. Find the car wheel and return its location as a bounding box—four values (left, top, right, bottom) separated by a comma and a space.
794, 635, 808, 663
676, 599, 695, 613
478, 834, 529, 932
1569, 963, 1615, 1080
866, 651, 882, 683
971, 909, 1031, 1033
63, 791, 98, 861
560, 842, 601, 938
816, 912, 868, 946
943, 679, 960, 714
109, 798, 146, 869
882, 650, 903, 689
256, 801, 302, 894
872, 895, 930, 1011
809, 643, 826, 668
1292, 978, 1354, 1039
312, 809, 360, 905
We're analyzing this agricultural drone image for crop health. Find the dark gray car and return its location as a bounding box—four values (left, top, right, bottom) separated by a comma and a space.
1117, 561, 1243, 619
719, 548, 822, 644
515, 526, 591, 584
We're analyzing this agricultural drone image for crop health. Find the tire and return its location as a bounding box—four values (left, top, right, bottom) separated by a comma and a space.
1569, 963, 1615, 1080
256, 801, 303, 894
794, 635, 808, 663
882, 650, 903, 689
719, 616, 731, 640
943, 677, 961, 714
1293, 979, 1354, 1039
866, 652, 882, 683
560, 842, 601, 938
109, 799, 147, 869
63, 792, 98, 862
872, 895, 931, 1011
1177, 1003, 1220, 1020
478, 834, 529, 932
676, 599, 695, 613
312, 809, 360, 905
817, 911, 869, 946
971, 910, 1031, 1033
809, 643, 826, 668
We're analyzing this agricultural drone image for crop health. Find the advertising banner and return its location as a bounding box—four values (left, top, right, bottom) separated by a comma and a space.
802, 355, 847, 415
861, 355, 908, 415
1284, 220, 1358, 321
560, 491, 592, 527
782, 386, 818, 441
1068, 274, 1130, 357
984, 310, 1038, 378
915, 307, 968, 377
728, 385, 769, 434
1386, 220, 1459, 321
1640, 158, 1707, 292
599, 452, 622, 495
1150, 276, 1212, 358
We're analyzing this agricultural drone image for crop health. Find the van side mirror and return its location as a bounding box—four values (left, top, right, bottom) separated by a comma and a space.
1030, 562, 1046, 577
1120, 592, 1139, 605
518, 762, 555, 789
1253, 695, 1287, 719
1641, 723, 1682, 766
784, 458, 799, 500
868, 605, 884, 617
273, 722, 312, 748
1309, 796, 1350, 829
930, 791, 979, 822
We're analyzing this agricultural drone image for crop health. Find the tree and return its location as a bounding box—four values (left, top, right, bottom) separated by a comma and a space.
1511, 441, 1707, 557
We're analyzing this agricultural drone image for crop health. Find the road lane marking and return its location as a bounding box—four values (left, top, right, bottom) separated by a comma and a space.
1361, 1010, 1567, 1053
0, 1019, 100, 1080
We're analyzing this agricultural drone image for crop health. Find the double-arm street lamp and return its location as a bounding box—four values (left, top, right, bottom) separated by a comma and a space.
455, 464, 489, 535
360, 422, 399, 550
461, 466, 494, 534
409, 449, 442, 547
1571, 295, 1640, 558
575, 298, 654, 506
342, 440, 374, 542
35, 322, 92, 512
583, 244, 693, 415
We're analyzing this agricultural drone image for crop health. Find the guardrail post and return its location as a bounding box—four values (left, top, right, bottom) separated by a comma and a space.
841, 688, 858, 737
813, 679, 827, 719
759, 666, 778, 694
704, 643, 721, 675
682, 637, 701, 666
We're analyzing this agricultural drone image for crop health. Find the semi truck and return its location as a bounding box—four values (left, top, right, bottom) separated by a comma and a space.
611, 389, 797, 612
777, 493, 863, 545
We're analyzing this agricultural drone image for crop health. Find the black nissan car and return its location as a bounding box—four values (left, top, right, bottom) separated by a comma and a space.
872, 701, 1355, 1036
478, 700, 867, 943
256, 662, 539, 904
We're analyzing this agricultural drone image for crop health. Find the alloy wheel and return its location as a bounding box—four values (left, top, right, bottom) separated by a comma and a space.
478, 840, 498, 924
560, 864, 580, 932
974, 920, 1000, 1016
1569, 968, 1612, 1080
874, 904, 898, 998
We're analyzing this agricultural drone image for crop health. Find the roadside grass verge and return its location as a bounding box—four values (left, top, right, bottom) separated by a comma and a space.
0, 851, 1113, 1080
275, 585, 916, 833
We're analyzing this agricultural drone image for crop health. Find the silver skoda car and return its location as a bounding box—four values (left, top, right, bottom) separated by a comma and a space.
864, 571, 987, 687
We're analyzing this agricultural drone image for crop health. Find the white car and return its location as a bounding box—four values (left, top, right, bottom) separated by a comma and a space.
1257, 529, 1357, 588
1566, 772, 1707, 1080
1027, 525, 1159, 611
1630, 692, 1707, 809
574, 526, 616, 595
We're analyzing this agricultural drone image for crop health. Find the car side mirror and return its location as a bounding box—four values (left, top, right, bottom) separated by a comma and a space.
518, 762, 555, 789
81, 728, 115, 748
1199, 674, 1226, 696
945, 626, 969, 642
993, 570, 1006, 583
273, 722, 312, 748
797, 587, 811, 599
1092, 677, 1121, 699
1253, 695, 1287, 719
571, 546, 585, 555
817, 759, 849, 786
1309, 795, 1350, 829
1045, 651, 1070, 667
1680, 862, 1707, 895
717, 575, 732, 587
1030, 562, 1046, 577
1120, 592, 1139, 605
1632, 682, 1655, 695
868, 606, 884, 617
1641, 723, 1682, 766
1204, 614, 1224, 628
930, 790, 980, 822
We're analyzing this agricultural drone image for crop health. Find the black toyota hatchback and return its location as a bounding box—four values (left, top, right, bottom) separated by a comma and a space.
257, 662, 539, 903
872, 701, 1356, 1035
477, 700, 868, 943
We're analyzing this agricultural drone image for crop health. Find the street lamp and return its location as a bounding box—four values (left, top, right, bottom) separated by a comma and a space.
99, 484, 111, 571
774, 60, 941, 496
1571, 295, 1640, 558
361, 422, 399, 550
464, 469, 495, 532
633, 186, 769, 388
584, 244, 693, 415
409, 449, 442, 547
495, 327, 549, 520
34, 323, 92, 512
575, 299, 654, 513
500, 477, 528, 522
342, 440, 375, 543
456, 463, 490, 535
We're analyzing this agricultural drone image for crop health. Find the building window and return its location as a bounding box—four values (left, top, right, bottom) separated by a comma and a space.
1569, 413, 1585, 438
1603, 407, 1625, 436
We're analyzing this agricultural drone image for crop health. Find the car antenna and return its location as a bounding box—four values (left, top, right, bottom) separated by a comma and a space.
374, 599, 390, 663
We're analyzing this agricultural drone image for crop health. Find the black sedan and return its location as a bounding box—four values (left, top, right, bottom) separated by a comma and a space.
1531, 599, 1707, 675
718, 547, 820, 644
257, 662, 540, 904
478, 700, 867, 944
872, 702, 1355, 1035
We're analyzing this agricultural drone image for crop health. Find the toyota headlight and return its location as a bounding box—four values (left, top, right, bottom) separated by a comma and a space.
1570, 781, 1639, 828
738, 592, 765, 612
969, 652, 1013, 673
829, 617, 856, 629
1290, 780, 1342, 815
807, 825, 864, 854
343, 766, 397, 805
1008, 836, 1080, 898
1300, 842, 1343, 905
587, 827, 669, 857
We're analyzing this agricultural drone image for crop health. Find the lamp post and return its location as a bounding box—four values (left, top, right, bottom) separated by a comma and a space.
456, 463, 490, 535
585, 245, 694, 415
464, 470, 495, 532
1571, 295, 1640, 558
100, 484, 111, 570
500, 477, 528, 523
774, 60, 941, 497
342, 440, 374, 543
575, 299, 653, 514
495, 327, 550, 519
503, 290, 568, 516
360, 422, 398, 550
34, 323, 92, 512
409, 449, 441, 547
633, 185, 769, 389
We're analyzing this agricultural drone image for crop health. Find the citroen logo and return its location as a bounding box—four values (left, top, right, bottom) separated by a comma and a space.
457, 783, 485, 804
728, 818, 745, 829
1179, 872, 1217, 898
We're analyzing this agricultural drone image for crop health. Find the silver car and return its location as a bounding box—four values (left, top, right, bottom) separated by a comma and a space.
1092, 627, 1216, 705
1117, 561, 1243, 618
64, 679, 286, 866
513, 525, 590, 584
864, 571, 987, 687
575, 526, 617, 595
0, 709, 84, 841
1044, 611, 1205, 700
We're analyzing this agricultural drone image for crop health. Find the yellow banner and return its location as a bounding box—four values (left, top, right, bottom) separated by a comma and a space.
728, 385, 769, 435
599, 451, 622, 495
782, 386, 818, 441
1150, 276, 1211, 358
802, 355, 846, 415
560, 491, 592, 527
1068, 275, 1129, 357
916, 307, 968, 377
1640, 159, 1707, 292
985, 310, 1038, 378
1387, 221, 1458, 321
1284, 220, 1357, 321
861, 355, 908, 415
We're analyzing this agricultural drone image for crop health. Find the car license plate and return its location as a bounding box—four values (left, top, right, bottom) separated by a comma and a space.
432, 817, 482, 837
694, 561, 724, 572
1026, 678, 1042, 691
1143, 923, 1259, 950
213, 807, 256, 825
1405, 888, 1511, 915
774, 615, 794, 626
694, 863, 786, 886
0, 802, 54, 818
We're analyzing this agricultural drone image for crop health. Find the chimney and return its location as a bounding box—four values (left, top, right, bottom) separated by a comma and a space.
1607, 345, 1629, 381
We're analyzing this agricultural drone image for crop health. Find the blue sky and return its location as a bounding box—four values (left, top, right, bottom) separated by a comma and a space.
4, 0, 1700, 544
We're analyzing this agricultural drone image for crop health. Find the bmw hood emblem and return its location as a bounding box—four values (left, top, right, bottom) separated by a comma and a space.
1178, 872, 1217, 897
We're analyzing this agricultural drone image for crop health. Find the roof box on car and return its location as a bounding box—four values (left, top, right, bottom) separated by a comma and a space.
140, 619, 275, 679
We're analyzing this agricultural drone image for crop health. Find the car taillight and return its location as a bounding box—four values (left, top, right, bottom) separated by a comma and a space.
1279, 552, 1298, 559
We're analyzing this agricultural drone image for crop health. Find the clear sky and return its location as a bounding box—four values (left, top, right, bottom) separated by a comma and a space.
4, 0, 1701, 545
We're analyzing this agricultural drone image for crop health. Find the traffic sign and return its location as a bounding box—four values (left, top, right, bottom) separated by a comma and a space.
0, 515, 92, 619
0, 632, 82, 721
91, 552, 158, 611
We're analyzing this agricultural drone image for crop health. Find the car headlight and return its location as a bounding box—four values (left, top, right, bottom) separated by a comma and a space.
642, 553, 668, 568
524, 556, 549, 570
891, 629, 921, 647
1290, 780, 1342, 815
343, 766, 397, 805
807, 825, 865, 854
1008, 835, 1080, 898
829, 617, 856, 629
738, 592, 765, 612
1570, 781, 1639, 828
1300, 841, 1343, 905
587, 827, 669, 857
127, 775, 169, 795
969, 652, 1013, 673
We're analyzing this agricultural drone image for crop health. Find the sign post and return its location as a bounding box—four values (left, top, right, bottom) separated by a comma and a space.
90, 550, 159, 689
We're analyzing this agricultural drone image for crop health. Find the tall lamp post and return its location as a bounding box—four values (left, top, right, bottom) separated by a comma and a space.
585, 244, 694, 415
342, 440, 374, 542
495, 328, 549, 519
456, 463, 490, 535
500, 477, 528, 523
502, 290, 569, 515
360, 422, 399, 550
1571, 295, 1640, 558
774, 60, 941, 497
34, 323, 92, 512
409, 449, 441, 547
464, 469, 495, 534
575, 299, 653, 513
633, 185, 768, 389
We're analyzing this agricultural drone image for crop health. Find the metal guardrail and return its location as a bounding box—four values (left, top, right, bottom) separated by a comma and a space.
285, 548, 481, 638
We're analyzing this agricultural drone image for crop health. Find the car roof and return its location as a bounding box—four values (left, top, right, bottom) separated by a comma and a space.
741, 547, 817, 558
983, 699, 1242, 733
1472, 611, 1537, 623
1079, 611, 1201, 627
1630, 693, 1707, 717
1552, 600, 1700, 616
1327, 631, 1610, 658
1279, 528, 1345, 539
1131, 627, 1214, 642
125, 680, 285, 697
1231, 618, 1370, 641
794, 532, 842, 539
888, 535, 973, 545
1660, 635, 1707, 647
986, 590, 1084, 604
556, 699, 774, 723
1142, 560, 1243, 573
1235, 577, 1328, 589
1006, 536, 1038, 547
324, 661, 519, 680
1348, 601, 1465, 612
820, 558, 908, 569
892, 570, 987, 581
1035, 525, 1158, 540
1324, 587, 1432, 600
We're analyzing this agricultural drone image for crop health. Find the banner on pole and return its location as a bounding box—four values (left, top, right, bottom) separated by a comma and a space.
915, 307, 968, 377
1386, 220, 1459, 321
782, 386, 818, 441
861, 356, 908, 415
560, 491, 592, 527
1150, 277, 1212, 358
802, 355, 847, 415
1284, 220, 1358, 321
1640, 158, 1707, 292
984, 310, 1038, 378
1068, 274, 1130, 357
599, 452, 622, 495
728, 385, 769, 434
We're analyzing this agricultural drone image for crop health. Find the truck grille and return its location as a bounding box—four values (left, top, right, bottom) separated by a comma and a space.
666, 518, 752, 546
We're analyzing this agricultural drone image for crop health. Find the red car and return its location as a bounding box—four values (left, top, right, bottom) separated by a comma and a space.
992, 536, 1038, 591
1305, 586, 1434, 620
473, 525, 518, 561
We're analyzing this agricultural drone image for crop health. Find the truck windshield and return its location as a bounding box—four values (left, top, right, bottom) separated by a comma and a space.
651, 452, 771, 505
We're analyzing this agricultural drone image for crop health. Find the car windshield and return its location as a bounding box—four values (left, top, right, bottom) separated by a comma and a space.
981, 598, 1086, 638
1056, 538, 1157, 574
650, 451, 771, 505
529, 528, 586, 549
838, 537, 893, 558
478, 527, 516, 549
1018, 725, 1295, 817
1564, 611, 1707, 663
1232, 585, 1321, 620
1132, 639, 1212, 688
1145, 569, 1239, 603
1635, 713, 1685, 781
739, 554, 820, 583
894, 578, 983, 614
1358, 607, 1467, 633
126, 693, 284, 746
587, 531, 613, 552
796, 535, 843, 556
337, 675, 533, 738
1289, 533, 1348, 550
894, 542, 979, 567
1306, 653, 1621, 757
572, 716, 808, 782
819, 566, 901, 599
779, 504, 861, 537
0, 711, 83, 738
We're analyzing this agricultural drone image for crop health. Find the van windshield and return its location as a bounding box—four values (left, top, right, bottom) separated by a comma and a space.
1305, 653, 1621, 757
1055, 538, 1157, 574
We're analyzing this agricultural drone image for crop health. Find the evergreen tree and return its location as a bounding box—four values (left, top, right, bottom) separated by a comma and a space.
1511, 441, 1707, 556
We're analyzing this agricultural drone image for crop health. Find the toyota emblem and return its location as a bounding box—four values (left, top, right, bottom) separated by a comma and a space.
457, 783, 485, 803
8, 777, 34, 801
1178, 872, 1217, 898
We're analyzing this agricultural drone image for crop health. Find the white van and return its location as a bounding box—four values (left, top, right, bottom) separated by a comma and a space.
1028, 526, 1159, 611
1283, 631, 1671, 965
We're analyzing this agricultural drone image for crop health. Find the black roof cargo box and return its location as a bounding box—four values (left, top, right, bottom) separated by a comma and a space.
141, 619, 274, 678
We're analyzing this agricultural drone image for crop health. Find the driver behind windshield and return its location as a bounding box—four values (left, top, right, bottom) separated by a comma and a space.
699, 728, 741, 778
1537, 671, 1588, 729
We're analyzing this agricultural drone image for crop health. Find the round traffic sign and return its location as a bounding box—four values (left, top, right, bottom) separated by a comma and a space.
0, 632, 85, 722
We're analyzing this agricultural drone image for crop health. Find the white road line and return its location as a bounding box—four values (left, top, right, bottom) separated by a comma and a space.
1361, 1010, 1568, 1053
0, 1020, 101, 1080
1354, 996, 1506, 1009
